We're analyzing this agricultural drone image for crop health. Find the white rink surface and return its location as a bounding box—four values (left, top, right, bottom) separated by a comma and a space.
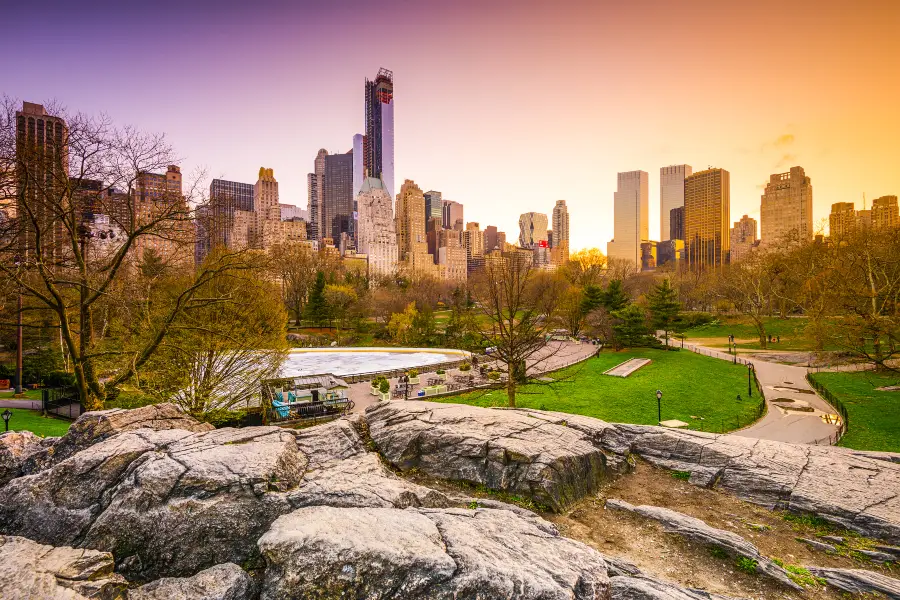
281, 347, 468, 377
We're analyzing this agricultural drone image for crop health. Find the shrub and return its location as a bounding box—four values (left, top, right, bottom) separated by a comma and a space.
436, 369, 445, 375
379, 380, 390, 394
459, 362, 471, 372
487, 370, 501, 381
408, 368, 419, 378
671, 470, 691, 481
735, 557, 758, 574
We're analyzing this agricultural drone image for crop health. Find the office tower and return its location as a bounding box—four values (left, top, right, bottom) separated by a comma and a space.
606, 170, 649, 266
684, 168, 730, 271
15, 102, 68, 256
872, 195, 899, 230
484, 225, 504, 252
660, 165, 692, 241
657, 239, 685, 267
364, 68, 394, 197
669, 206, 684, 240
465, 222, 484, 260
133, 165, 192, 265
552, 199, 570, 262
547, 231, 554, 248
857, 207, 872, 229
307, 149, 327, 241
640, 241, 657, 271
395, 179, 434, 274
207, 178, 254, 247
730, 215, 758, 263
442, 200, 463, 230
760, 166, 813, 247
356, 177, 398, 276
518, 212, 549, 247
352, 133, 364, 198
829, 202, 857, 238
322, 151, 354, 244
424, 190, 443, 222
437, 228, 467, 282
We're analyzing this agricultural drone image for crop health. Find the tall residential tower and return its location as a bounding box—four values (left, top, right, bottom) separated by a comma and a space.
364, 68, 394, 198
607, 170, 649, 266
660, 165, 692, 241
760, 166, 813, 247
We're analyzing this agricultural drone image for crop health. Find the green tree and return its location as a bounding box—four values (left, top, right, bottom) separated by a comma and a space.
411, 303, 437, 346
603, 280, 630, 312
580, 284, 605, 314
647, 278, 681, 347
388, 302, 418, 345
304, 271, 329, 327
612, 304, 657, 348
324, 284, 358, 344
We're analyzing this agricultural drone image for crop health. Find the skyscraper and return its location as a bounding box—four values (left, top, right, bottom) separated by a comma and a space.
872, 195, 899, 230
829, 202, 857, 238
730, 215, 758, 262
669, 206, 684, 240
684, 168, 730, 271
660, 165, 692, 241
364, 68, 394, 198
483, 225, 504, 253
356, 177, 398, 277
442, 200, 463, 230
322, 151, 354, 244
606, 170, 649, 266
395, 179, 434, 275
424, 190, 443, 222
760, 166, 813, 247
551, 199, 570, 262
352, 133, 364, 198
307, 149, 327, 241
518, 212, 549, 248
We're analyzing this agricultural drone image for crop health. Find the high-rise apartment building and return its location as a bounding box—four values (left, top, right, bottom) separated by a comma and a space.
872, 195, 899, 230
684, 168, 730, 271
352, 133, 364, 198
465, 221, 484, 261
424, 190, 442, 223
829, 202, 857, 238
660, 165, 692, 241
606, 170, 649, 266
229, 168, 306, 251
552, 199, 570, 262
206, 178, 254, 247
307, 149, 327, 241
280, 204, 306, 221
518, 212, 549, 247
483, 225, 506, 253
134, 165, 192, 266
356, 177, 398, 277
395, 179, 435, 275
442, 200, 463, 230
669, 206, 684, 240
437, 228, 467, 282
760, 166, 813, 247
658, 239, 685, 267
322, 151, 354, 244
364, 68, 394, 198
15, 102, 68, 256
729, 214, 758, 262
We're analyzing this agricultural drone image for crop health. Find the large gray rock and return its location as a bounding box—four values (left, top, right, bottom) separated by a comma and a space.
610, 576, 746, 600
0, 426, 303, 581
602, 424, 900, 543
130, 563, 254, 600
365, 401, 619, 511
258, 505, 611, 599
606, 499, 801, 590
806, 567, 900, 598
23, 403, 213, 474
0, 430, 55, 485
0, 534, 127, 600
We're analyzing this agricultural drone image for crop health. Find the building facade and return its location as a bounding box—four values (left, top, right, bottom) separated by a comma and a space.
660, 165, 692, 241
442, 200, 463, 230
669, 206, 684, 241
657, 239, 685, 267
551, 199, 570, 262
518, 212, 549, 247
424, 190, 442, 223
134, 165, 192, 266
684, 168, 730, 271
760, 166, 813, 247
364, 68, 394, 198
729, 214, 758, 262
829, 202, 857, 237
606, 170, 649, 266
307, 149, 327, 241
872, 195, 899, 230
395, 179, 435, 275
356, 177, 398, 277
322, 151, 354, 245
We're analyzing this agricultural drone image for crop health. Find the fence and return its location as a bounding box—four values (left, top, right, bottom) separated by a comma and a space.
806, 372, 849, 444
41, 386, 83, 420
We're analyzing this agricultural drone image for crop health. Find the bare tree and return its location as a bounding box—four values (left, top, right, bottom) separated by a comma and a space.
715, 253, 773, 348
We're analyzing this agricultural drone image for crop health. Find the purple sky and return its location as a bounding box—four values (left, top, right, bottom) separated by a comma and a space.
5, 0, 900, 249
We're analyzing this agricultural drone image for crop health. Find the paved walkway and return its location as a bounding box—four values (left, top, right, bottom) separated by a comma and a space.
349, 341, 597, 414
683, 343, 841, 445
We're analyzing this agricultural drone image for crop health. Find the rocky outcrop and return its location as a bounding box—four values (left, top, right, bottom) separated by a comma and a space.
609, 576, 746, 599
130, 563, 254, 600
0, 430, 55, 485
601, 424, 900, 543
806, 567, 900, 598
606, 499, 801, 590
0, 426, 303, 581
365, 401, 619, 511
0, 534, 127, 600
258, 505, 611, 599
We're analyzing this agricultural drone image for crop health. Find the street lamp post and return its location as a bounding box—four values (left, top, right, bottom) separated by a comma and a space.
656, 389, 662, 425
747, 363, 754, 397
2, 409, 11, 432
733, 342, 737, 364
13, 255, 23, 396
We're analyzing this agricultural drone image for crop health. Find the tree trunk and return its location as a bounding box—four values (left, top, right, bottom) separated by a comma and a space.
506, 361, 516, 408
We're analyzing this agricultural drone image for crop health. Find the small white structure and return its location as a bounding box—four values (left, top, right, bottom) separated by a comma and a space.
603, 358, 652, 378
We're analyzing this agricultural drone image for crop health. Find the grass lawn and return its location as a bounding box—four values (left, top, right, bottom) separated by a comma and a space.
808, 371, 900, 453
683, 315, 838, 352
434, 348, 764, 433
2, 408, 71, 437
0, 389, 43, 401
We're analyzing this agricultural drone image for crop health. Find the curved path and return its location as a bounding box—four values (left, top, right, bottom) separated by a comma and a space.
682, 342, 841, 445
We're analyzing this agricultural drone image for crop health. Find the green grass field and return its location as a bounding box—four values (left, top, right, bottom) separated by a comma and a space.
683, 315, 837, 351
435, 348, 764, 433
808, 371, 900, 453
2, 408, 71, 437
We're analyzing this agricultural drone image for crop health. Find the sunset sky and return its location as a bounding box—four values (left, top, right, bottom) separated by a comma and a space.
5, 0, 899, 250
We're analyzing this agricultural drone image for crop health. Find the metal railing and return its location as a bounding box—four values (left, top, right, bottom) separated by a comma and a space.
41, 386, 83, 420
806, 372, 849, 443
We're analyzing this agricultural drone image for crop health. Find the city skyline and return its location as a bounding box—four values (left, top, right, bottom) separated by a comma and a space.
4, 0, 899, 251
